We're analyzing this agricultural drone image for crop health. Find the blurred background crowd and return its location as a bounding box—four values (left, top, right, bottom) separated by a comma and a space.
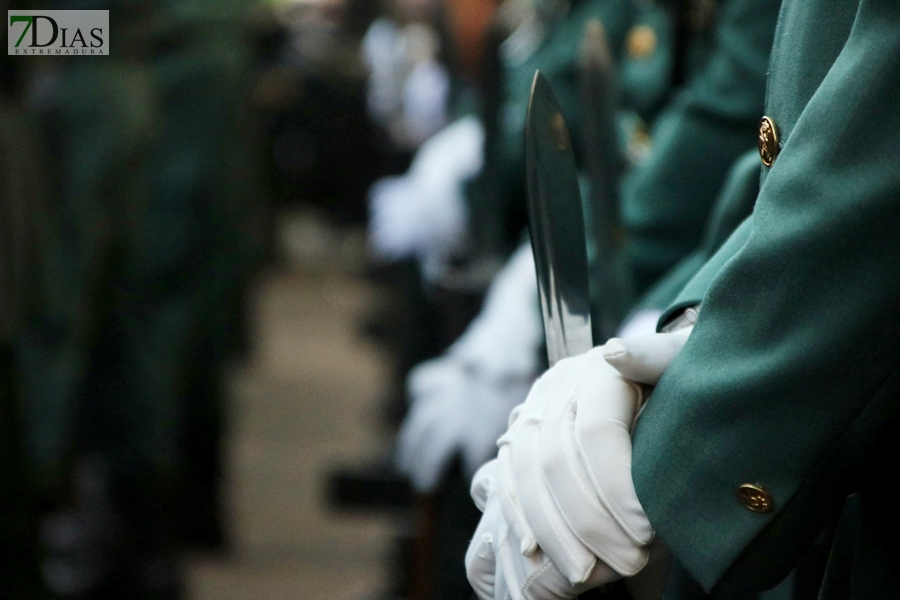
1, 0, 778, 598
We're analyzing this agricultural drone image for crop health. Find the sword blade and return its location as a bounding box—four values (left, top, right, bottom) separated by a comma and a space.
525, 71, 593, 365
580, 18, 628, 343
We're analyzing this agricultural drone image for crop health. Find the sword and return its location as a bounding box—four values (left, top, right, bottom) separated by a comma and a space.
525, 71, 594, 365
580, 19, 628, 343
525, 71, 637, 600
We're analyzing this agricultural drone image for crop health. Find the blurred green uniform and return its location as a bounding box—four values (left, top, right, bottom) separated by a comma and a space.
150, 0, 264, 544
21, 54, 172, 483
619, 0, 780, 296
0, 79, 54, 600
17, 0, 265, 595
634, 1, 900, 598
20, 0, 263, 493
468, 0, 637, 259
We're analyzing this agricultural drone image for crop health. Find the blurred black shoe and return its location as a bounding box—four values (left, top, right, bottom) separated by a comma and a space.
178, 486, 226, 553
327, 459, 413, 511
40, 458, 185, 600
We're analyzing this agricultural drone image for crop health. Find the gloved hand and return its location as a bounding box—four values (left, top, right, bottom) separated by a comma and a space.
396, 357, 533, 491
394, 244, 542, 492
467, 461, 509, 600
368, 116, 484, 281
495, 329, 692, 586
603, 328, 692, 385
395, 357, 470, 492
466, 461, 618, 600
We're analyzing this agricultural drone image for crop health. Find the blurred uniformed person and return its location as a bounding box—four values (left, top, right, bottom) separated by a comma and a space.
618, 0, 780, 298
19, 1, 265, 597
0, 34, 53, 600
371, 2, 637, 598
391, 0, 779, 599
396, 0, 780, 512
366, 0, 638, 410
467, 1, 900, 599
460, 0, 636, 263
150, 0, 266, 549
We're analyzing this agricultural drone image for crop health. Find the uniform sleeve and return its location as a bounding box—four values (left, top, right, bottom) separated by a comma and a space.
632, 1, 900, 592
620, 0, 779, 295
654, 214, 753, 326
634, 148, 760, 316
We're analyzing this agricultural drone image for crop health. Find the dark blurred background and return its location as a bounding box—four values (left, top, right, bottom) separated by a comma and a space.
1, 0, 502, 598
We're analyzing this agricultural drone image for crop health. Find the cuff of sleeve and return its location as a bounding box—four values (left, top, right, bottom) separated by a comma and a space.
658, 303, 700, 333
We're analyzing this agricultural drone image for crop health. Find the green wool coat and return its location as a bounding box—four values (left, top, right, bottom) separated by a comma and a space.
19, 0, 262, 480
630, 147, 760, 316
633, 0, 900, 595
619, 0, 779, 296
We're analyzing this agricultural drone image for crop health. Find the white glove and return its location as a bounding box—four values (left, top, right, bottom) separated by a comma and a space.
368, 116, 484, 281
495, 329, 692, 586
395, 358, 470, 492
449, 244, 541, 378
604, 328, 692, 385
362, 18, 404, 127
466, 461, 618, 600
396, 357, 533, 492
496, 348, 650, 585
394, 244, 543, 491
402, 55, 450, 146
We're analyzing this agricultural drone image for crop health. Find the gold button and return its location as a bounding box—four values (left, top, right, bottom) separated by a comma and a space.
737, 484, 775, 513
626, 25, 657, 60
550, 112, 570, 152
758, 116, 780, 167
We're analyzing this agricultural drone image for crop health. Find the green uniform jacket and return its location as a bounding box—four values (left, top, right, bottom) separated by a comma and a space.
0, 97, 53, 600
19, 0, 261, 477
630, 147, 760, 315
619, 0, 779, 296
632, 0, 900, 594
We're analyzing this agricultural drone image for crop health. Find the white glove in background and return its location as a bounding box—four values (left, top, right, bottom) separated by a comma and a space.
395, 244, 543, 492
362, 18, 405, 127
402, 55, 450, 146
363, 19, 450, 148
466, 461, 619, 600
396, 357, 534, 492
396, 358, 471, 492
448, 244, 541, 380
492, 329, 693, 588
368, 116, 484, 282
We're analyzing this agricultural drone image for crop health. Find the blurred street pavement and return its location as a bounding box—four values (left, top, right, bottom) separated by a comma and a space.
186, 224, 398, 600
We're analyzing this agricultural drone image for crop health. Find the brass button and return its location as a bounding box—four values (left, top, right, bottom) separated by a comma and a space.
758, 116, 780, 167
626, 25, 657, 60
737, 484, 775, 514
550, 112, 570, 152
